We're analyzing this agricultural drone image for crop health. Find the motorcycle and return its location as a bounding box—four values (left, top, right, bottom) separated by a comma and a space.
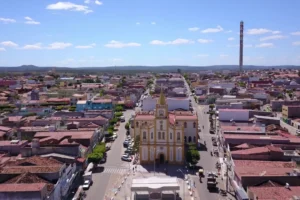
210, 151, 213, 156
204, 141, 206, 146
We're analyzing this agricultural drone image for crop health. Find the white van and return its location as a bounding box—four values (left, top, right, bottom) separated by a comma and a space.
120, 116, 125, 122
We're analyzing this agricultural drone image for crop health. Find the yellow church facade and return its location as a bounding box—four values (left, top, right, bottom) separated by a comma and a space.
133, 91, 198, 165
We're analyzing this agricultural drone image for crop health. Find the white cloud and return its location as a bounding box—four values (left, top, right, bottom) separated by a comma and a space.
24, 16, 40, 25
104, 40, 141, 48
95, 0, 102, 5
188, 27, 199, 32
228, 37, 235, 41
0, 47, 6, 51
75, 43, 96, 49
151, 22, 156, 25
291, 32, 300, 36
225, 30, 232, 33
197, 54, 209, 57
255, 43, 274, 48
47, 42, 72, 49
136, 22, 140, 25
220, 54, 228, 58
84, 0, 91, 3
22, 43, 42, 50
0, 17, 16, 24
292, 41, 300, 46
24, 17, 32, 21
260, 35, 285, 41
46, 2, 93, 14
1, 41, 18, 47
150, 38, 194, 45
272, 31, 281, 34
197, 39, 213, 43
246, 28, 280, 35
201, 25, 223, 33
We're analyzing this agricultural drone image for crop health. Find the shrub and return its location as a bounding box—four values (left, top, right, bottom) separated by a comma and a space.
115, 112, 123, 117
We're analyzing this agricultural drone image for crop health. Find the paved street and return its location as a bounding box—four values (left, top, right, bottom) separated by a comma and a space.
85, 109, 135, 200
186, 80, 224, 200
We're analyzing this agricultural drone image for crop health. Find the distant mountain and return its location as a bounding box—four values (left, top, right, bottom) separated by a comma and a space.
0, 65, 299, 73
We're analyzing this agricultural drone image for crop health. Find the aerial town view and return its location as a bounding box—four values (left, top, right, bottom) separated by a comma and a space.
1, 0, 300, 200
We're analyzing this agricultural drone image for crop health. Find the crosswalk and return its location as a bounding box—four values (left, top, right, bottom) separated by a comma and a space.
101, 166, 149, 174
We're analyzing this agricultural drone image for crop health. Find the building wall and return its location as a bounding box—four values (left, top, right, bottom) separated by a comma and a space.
0, 191, 45, 200
282, 105, 300, 118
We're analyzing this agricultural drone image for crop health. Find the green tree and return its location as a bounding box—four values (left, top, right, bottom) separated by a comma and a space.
87, 143, 106, 163
133, 135, 140, 154
186, 144, 200, 166
115, 105, 124, 112
115, 112, 123, 117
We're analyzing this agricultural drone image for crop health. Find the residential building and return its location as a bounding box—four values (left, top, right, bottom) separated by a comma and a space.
76, 99, 113, 111
282, 105, 300, 118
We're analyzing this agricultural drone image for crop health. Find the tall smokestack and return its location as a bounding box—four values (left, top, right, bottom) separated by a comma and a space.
239, 21, 244, 73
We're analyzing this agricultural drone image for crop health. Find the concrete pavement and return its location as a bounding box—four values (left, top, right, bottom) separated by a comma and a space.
85, 109, 135, 200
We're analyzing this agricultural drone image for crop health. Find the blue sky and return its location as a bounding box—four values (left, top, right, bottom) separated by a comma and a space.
0, 0, 300, 67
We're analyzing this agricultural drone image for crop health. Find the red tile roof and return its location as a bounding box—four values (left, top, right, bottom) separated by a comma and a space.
234, 160, 296, 168
224, 134, 289, 141
0, 183, 47, 192
248, 186, 300, 200
222, 125, 262, 132
234, 143, 250, 149
231, 145, 283, 155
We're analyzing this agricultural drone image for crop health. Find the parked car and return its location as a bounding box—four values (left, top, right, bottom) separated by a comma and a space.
82, 180, 92, 190
121, 154, 132, 162
120, 116, 125, 122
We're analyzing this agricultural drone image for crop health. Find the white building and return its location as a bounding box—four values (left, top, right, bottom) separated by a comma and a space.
142, 96, 189, 111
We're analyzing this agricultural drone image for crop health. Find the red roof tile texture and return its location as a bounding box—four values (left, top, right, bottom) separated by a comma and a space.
248, 186, 300, 200
0, 183, 47, 192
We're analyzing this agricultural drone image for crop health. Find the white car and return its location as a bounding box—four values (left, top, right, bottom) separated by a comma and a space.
82, 180, 92, 190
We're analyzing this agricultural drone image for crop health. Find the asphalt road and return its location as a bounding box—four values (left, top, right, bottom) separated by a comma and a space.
185, 80, 221, 200
85, 109, 135, 200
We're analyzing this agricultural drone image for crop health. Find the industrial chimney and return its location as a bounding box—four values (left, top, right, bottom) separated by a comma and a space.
239, 21, 244, 73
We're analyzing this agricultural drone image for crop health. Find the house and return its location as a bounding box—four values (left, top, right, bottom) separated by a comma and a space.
248, 184, 300, 200
282, 105, 300, 118
0, 140, 28, 155
47, 98, 70, 105
0, 156, 77, 200
30, 89, 40, 101
232, 160, 300, 190
76, 99, 113, 111
270, 100, 300, 111
33, 130, 102, 153
231, 145, 284, 161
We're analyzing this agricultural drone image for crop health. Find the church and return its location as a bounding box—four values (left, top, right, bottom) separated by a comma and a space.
133, 90, 198, 165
